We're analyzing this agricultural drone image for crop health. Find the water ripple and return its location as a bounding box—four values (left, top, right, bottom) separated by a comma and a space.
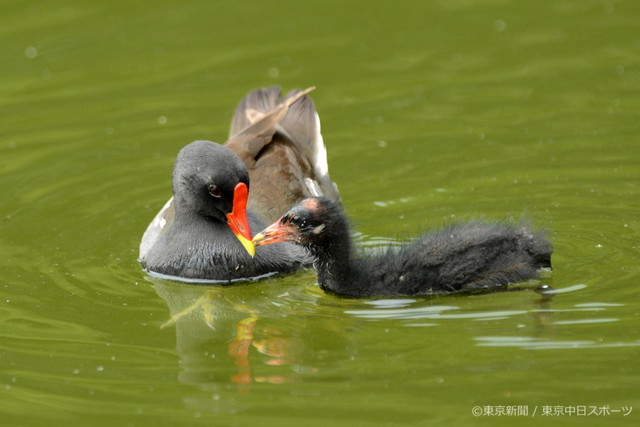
345, 304, 458, 320
345, 304, 532, 321
475, 336, 640, 350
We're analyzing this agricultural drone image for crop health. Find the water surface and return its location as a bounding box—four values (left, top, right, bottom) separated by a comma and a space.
1, 1, 639, 425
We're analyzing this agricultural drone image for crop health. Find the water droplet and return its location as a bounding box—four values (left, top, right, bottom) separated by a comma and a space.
267, 67, 280, 78
493, 20, 507, 32
25, 46, 38, 58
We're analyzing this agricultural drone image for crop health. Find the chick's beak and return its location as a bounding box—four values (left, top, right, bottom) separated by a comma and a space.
226, 182, 255, 257
252, 219, 293, 247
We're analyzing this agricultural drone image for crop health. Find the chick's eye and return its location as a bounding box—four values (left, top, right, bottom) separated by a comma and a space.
289, 215, 305, 228
208, 184, 222, 198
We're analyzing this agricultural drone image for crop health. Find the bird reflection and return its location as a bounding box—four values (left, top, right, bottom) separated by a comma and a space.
150, 276, 328, 395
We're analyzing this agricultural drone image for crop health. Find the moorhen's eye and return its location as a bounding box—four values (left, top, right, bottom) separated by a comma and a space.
208, 184, 222, 198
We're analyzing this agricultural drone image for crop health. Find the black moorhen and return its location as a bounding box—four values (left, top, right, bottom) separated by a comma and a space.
139, 87, 340, 282
253, 197, 552, 297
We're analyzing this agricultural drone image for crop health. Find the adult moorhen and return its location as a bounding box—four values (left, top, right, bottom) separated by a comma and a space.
253, 197, 552, 297
139, 87, 340, 282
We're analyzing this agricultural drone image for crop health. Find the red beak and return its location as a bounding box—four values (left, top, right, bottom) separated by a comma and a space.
225, 182, 255, 256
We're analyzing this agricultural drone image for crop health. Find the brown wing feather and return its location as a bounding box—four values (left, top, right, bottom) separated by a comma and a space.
224, 86, 339, 223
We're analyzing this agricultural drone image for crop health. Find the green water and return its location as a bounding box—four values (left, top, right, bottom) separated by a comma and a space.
2, 0, 639, 425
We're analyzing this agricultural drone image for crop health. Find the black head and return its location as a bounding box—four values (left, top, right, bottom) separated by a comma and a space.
172, 140, 255, 255
172, 140, 249, 221
252, 197, 346, 250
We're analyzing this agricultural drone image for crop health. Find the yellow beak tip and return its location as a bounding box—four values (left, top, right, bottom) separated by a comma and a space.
237, 235, 256, 257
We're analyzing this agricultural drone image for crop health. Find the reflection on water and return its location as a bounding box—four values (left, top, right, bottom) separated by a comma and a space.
154, 279, 282, 390
150, 274, 626, 409
150, 276, 355, 410
152, 278, 293, 413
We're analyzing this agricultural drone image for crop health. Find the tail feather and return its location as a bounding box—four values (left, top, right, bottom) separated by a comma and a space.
227, 86, 339, 203
278, 89, 319, 163
229, 86, 282, 138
